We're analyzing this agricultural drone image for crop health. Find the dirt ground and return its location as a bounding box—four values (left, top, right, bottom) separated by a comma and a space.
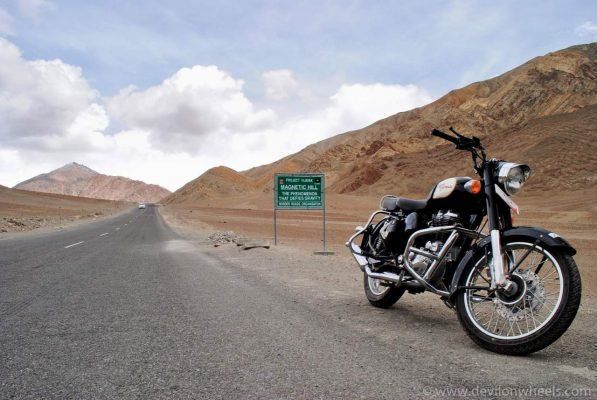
160, 189, 596, 301
0, 187, 130, 234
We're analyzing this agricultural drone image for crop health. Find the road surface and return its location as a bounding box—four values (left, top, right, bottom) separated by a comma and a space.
0, 206, 594, 399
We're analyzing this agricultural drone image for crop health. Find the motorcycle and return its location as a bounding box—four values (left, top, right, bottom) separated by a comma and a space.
346, 128, 581, 355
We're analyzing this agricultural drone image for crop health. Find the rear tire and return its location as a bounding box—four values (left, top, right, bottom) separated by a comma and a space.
455, 239, 581, 355
364, 273, 405, 308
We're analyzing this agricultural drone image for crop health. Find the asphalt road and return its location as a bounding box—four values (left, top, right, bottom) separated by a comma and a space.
0, 206, 594, 399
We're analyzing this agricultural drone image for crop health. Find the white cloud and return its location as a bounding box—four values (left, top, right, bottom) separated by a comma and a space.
0, 38, 104, 152
0, 38, 434, 191
262, 69, 299, 100
34, 104, 112, 152
107, 65, 277, 153
324, 83, 432, 131
575, 21, 597, 39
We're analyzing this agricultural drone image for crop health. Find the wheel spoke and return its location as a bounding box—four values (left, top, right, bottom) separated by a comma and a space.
514, 320, 522, 335
539, 266, 558, 280
523, 300, 530, 332
527, 294, 539, 329
476, 267, 491, 285
498, 315, 509, 335
486, 306, 497, 328
494, 310, 503, 333
507, 319, 516, 336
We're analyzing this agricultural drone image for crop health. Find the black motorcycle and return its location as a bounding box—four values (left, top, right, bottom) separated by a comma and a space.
346, 128, 581, 355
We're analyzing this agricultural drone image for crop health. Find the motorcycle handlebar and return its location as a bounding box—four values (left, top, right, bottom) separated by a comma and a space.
431, 128, 485, 153
431, 129, 458, 144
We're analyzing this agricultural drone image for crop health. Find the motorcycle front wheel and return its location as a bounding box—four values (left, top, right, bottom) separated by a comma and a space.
455, 238, 581, 355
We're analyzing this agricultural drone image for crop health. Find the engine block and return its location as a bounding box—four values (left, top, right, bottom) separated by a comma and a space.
431, 210, 462, 226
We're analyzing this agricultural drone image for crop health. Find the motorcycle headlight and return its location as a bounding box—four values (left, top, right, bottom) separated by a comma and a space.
497, 162, 531, 195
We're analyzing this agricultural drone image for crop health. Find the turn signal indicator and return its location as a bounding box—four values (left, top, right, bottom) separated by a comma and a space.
465, 179, 482, 195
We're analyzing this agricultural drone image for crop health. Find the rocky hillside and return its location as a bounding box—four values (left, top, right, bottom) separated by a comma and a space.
0, 185, 128, 233
168, 166, 258, 203
15, 163, 171, 203
165, 43, 597, 205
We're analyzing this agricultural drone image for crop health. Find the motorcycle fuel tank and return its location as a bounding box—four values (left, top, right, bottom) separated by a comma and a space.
429, 177, 483, 210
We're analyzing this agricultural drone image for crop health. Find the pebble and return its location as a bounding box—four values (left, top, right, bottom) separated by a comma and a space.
208, 231, 241, 245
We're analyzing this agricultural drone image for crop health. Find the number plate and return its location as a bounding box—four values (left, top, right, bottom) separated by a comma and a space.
494, 184, 520, 214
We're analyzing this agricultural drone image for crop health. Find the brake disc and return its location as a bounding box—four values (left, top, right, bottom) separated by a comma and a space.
520, 269, 545, 313
494, 270, 545, 322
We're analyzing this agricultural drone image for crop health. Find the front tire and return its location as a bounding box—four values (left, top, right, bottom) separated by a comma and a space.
364, 273, 405, 308
455, 239, 581, 355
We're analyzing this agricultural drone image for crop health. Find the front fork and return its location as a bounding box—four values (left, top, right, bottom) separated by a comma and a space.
484, 163, 514, 292
489, 229, 512, 291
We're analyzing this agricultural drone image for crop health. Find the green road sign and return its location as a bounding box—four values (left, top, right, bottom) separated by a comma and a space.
275, 174, 324, 209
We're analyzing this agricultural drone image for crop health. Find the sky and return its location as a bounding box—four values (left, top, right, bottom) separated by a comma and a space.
0, 0, 595, 191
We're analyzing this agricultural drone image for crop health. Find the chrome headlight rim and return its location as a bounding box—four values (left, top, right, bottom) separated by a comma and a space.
497, 162, 531, 195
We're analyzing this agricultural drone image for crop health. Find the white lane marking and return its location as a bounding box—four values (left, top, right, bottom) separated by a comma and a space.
100, 233, 109, 237
64, 241, 84, 249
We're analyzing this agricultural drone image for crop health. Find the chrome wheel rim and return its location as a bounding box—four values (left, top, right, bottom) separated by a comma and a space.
368, 276, 390, 296
463, 242, 564, 340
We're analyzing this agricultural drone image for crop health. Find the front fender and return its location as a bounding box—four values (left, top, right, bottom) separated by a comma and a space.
447, 226, 576, 301
477, 226, 576, 256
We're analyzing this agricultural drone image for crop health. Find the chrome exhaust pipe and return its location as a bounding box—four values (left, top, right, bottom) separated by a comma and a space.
348, 242, 369, 271
366, 264, 445, 294
364, 264, 403, 284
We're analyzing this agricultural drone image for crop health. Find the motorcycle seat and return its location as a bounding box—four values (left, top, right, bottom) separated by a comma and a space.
380, 195, 428, 212
397, 197, 428, 211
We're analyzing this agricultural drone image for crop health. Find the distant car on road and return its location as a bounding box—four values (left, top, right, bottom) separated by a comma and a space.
138, 203, 146, 209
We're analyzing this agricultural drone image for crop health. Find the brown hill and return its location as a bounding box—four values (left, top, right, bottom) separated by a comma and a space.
0, 185, 128, 233
346, 104, 597, 197
15, 162, 171, 203
163, 166, 258, 206
166, 43, 597, 205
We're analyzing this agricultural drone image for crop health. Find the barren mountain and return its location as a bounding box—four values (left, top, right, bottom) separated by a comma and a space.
169, 166, 258, 203
15, 163, 171, 203
164, 43, 597, 206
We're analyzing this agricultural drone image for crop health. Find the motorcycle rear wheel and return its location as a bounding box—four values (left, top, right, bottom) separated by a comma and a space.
364, 273, 405, 308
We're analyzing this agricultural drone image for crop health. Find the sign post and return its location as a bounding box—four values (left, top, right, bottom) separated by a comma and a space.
274, 173, 333, 255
